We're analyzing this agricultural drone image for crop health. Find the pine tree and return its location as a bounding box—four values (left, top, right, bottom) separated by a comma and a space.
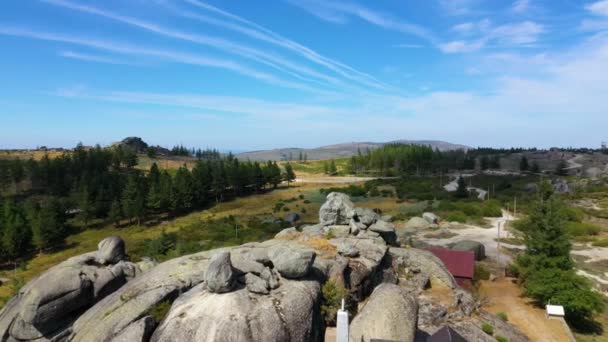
122, 173, 145, 225
253, 162, 265, 190
516, 189, 604, 324
323, 161, 329, 174
31, 198, 66, 252
172, 166, 194, 213
455, 176, 469, 198
304, 153, 308, 163
480, 155, 490, 170
329, 160, 337, 175
1, 200, 30, 262
555, 159, 568, 176
76, 185, 93, 228
108, 199, 122, 227
284, 163, 296, 187
519, 156, 529, 171
531, 161, 540, 173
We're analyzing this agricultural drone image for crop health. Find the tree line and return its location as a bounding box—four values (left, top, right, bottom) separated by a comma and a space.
0, 144, 296, 264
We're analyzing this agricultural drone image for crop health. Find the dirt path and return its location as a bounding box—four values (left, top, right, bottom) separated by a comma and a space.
481, 278, 574, 342
421, 211, 520, 264
443, 177, 487, 200
566, 154, 583, 170
294, 176, 398, 184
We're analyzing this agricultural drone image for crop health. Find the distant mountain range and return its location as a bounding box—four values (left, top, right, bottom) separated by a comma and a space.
235, 140, 470, 161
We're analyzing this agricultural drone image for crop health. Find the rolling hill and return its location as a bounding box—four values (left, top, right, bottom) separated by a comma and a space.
236, 140, 470, 161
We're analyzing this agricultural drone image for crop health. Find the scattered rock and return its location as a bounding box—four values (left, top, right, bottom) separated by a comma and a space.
417, 296, 448, 327
524, 183, 539, 193
350, 284, 418, 342
349, 219, 366, 235
244, 273, 269, 294
319, 192, 355, 226
450, 240, 485, 261
97, 236, 126, 264
336, 242, 360, 257
405, 217, 431, 230
301, 224, 324, 236
388, 247, 457, 289
380, 215, 394, 222
349, 207, 379, 226
285, 212, 301, 225
454, 288, 477, 316
205, 252, 235, 294
326, 225, 351, 237
369, 220, 398, 245
268, 246, 316, 279
423, 212, 440, 224
275, 227, 298, 239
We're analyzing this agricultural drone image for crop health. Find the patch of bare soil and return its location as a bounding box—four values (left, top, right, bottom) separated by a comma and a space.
481, 278, 573, 342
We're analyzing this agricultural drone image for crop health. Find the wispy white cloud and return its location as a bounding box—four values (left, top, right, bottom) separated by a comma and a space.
511, 0, 531, 14
441, 20, 544, 53
582, 1, 608, 32
287, 0, 437, 44
438, 0, 480, 16
42, 0, 389, 92
172, 0, 388, 90
0, 26, 332, 94
586, 0, 608, 16
392, 43, 423, 48
59, 51, 133, 65
54, 90, 339, 121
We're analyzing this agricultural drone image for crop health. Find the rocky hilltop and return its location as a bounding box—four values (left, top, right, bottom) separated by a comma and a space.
0, 193, 526, 342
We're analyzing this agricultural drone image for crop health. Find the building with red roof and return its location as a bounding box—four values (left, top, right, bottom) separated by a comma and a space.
428, 247, 475, 287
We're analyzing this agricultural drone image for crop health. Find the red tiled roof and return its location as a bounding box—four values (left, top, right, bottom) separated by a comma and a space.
428, 247, 475, 279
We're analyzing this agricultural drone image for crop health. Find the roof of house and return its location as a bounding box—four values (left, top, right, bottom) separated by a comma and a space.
428, 247, 475, 279
428, 326, 468, 342
546, 305, 565, 316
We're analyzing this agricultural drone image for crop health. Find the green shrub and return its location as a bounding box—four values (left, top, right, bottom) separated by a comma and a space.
481, 322, 494, 336
298, 194, 305, 200
496, 335, 509, 342
399, 201, 428, 216
148, 300, 172, 323
565, 221, 601, 237
481, 201, 503, 217
321, 280, 347, 326
301, 208, 307, 214
282, 206, 291, 212
592, 239, 608, 247
273, 202, 285, 212
497, 312, 508, 322
474, 264, 491, 281
446, 211, 467, 223
319, 185, 367, 198
563, 207, 585, 222
461, 203, 481, 217
303, 199, 311, 204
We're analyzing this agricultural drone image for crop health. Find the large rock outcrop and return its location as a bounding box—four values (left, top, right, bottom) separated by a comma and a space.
349, 284, 418, 342
0, 236, 138, 341
319, 192, 355, 226
151, 279, 323, 341
0, 192, 529, 342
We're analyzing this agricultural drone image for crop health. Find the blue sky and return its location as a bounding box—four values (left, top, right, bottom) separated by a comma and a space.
1, 0, 607, 150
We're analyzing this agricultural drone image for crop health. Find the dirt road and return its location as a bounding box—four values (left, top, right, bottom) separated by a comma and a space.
294, 176, 398, 184
482, 278, 574, 342
421, 211, 520, 264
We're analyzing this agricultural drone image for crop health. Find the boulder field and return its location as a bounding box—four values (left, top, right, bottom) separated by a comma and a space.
0, 192, 527, 342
